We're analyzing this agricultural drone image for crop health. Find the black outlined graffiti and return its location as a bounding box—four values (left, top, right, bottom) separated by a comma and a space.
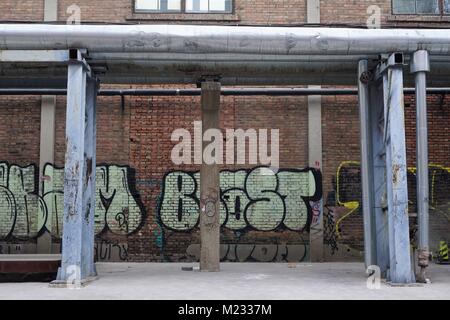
158, 166, 323, 232
186, 243, 309, 262
94, 240, 129, 262
0, 162, 45, 240
0, 161, 145, 240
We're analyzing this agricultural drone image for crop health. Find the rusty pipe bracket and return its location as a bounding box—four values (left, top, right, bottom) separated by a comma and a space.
418, 248, 430, 268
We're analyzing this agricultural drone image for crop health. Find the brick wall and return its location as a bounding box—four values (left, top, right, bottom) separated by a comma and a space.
0, 0, 449, 262
0, 1, 44, 22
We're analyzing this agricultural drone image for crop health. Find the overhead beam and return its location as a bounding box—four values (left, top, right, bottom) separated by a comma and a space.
0, 50, 69, 63
1, 87, 450, 96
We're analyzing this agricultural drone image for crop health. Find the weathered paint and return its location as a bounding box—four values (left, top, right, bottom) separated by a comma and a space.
382, 65, 414, 283
57, 59, 97, 283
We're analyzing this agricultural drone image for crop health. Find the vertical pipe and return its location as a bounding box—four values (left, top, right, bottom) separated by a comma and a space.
358, 60, 376, 267
411, 50, 430, 283
200, 81, 221, 272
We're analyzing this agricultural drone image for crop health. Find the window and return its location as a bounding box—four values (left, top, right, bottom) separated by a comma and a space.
135, 0, 182, 12
392, 0, 449, 14
135, 0, 232, 13
445, 0, 450, 13
186, 0, 232, 13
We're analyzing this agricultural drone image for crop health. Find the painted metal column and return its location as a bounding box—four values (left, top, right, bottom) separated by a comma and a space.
381, 53, 414, 283
200, 80, 221, 272
82, 77, 98, 278
369, 79, 390, 276
55, 50, 97, 285
410, 50, 430, 283
358, 60, 376, 267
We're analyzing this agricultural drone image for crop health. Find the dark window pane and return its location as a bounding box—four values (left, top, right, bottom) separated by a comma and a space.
416, 0, 439, 14
445, 0, 450, 14
393, 0, 416, 14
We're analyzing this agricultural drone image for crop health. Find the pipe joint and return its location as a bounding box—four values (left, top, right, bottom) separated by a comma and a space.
411, 50, 430, 74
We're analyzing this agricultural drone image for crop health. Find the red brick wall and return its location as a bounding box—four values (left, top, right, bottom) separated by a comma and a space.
0, 97, 41, 165
0, 1, 44, 22
0, 1, 449, 261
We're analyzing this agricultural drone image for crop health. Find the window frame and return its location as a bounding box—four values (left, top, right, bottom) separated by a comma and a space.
133, 0, 234, 14
392, 0, 450, 15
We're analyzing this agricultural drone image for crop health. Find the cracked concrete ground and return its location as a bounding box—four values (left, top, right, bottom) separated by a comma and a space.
0, 262, 449, 300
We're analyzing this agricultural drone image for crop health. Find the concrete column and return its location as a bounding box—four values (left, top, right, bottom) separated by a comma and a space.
307, 0, 323, 262
55, 52, 97, 285
37, 0, 58, 254
381, 55, 414, 283
200, 81, 221, 272
44, 0, 58, 21
37, 96, 56, 253
411, 50, 430, 283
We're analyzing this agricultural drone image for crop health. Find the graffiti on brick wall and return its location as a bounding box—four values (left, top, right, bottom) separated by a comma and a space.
186, 243, 308, 262
0, 241, 129, 261
94, 240, 129, 262
0, 163, 45, 239
325, 161, 450, 255
158, 166, 322, 232
0, 161, 145, 240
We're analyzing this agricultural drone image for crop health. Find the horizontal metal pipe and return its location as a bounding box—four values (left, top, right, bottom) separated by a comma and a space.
2, 24, 450, 56
0, 87, 449, 96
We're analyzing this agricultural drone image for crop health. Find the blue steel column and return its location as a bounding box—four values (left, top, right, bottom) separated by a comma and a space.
381, 54, 415, 283
57, 51, 97, 285
82, 77, 98, 278
369, 80, 390, 276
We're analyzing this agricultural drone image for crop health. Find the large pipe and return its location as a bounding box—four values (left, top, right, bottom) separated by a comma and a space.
411, 50, 430, 283
1, 87, 450, 96
2, 24, 450, 55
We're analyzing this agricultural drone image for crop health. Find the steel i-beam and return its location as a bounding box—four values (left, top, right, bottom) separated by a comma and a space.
52, 49, 98, 287
379, 53, 415, 284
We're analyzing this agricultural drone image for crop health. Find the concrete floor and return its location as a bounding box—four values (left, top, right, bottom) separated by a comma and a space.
0, 262, 449, 300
